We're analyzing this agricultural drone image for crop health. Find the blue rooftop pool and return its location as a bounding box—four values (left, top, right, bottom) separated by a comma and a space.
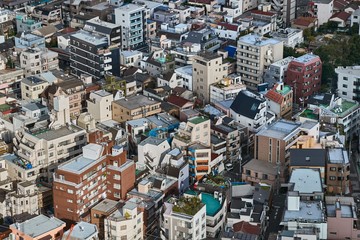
201, 193, 222, 216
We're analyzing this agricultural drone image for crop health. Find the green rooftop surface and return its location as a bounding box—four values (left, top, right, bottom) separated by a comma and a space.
331, 100, 358, 116
276, 85, 291, 95
173, 197, 204, 216
0, 104, 11, 112
188, 116, 208, 125
300, 109, 318, 120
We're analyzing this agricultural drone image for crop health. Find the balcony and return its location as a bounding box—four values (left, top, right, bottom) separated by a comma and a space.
354, 81, 360, 86
353, 88, 360, 94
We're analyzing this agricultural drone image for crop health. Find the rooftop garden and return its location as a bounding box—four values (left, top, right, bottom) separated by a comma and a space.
331, 100, 358, 116
300, 109, 318, 120
173, 196, 204, 216
188, 116, 208, 125
205, 174, 229, 187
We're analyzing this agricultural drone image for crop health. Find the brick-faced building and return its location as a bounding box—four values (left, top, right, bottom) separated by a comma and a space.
53, 143, 135, 222
284, 54, 322, 104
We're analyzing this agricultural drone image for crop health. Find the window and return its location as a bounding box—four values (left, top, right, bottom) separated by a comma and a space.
343, 84, 348, 88
263, 174, 268, 180
121, 225, 127, 230
67, 189, 74, 194
329, 176, 336, 181
330, 167, 336, 171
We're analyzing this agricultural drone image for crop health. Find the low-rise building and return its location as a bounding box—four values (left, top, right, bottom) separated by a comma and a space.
271, 28, 304, 48
91, 199, 118, 239
21, 75, 49, 101
161, 196, 207, 240
19, 48, 59, 77
9, 214, 65, 240
63, 221, 99, 240
263, 56, 294, 88
265, 82, 293, 119
87, 90, 113, 123
104, 199, 144, 240
209, 75, 246, 104
327, 148, 350, 195
112, 95, 161, 123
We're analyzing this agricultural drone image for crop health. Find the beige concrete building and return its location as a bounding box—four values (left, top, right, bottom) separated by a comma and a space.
237, 34, 283, 90
112, 95, 161, 123
172, 116, 211, 148
19, 48, 58, 77
21, 76, 49, 101
192, 53, 228, 104
87, 90, 113, 123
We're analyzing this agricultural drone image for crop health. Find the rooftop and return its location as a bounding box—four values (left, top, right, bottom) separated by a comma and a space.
238, 33, 281, 46
10, 215, 65, 238
328, 148, 349, 164
113, 95, 160, 110
330, 100, 358, 117
335, 66, 360, 75
257, 120, 300, 140
283, 201, 325, 223
300, 109, 318, 120
289, 168, 323, 194
188, 115, 209, 125
327, 202, 354, 218
201, 192, 223, 216
64, 222, 98, 239
31, 125, 84, 140
290, 149, 327, 167
172, 197, 205, 216
243, 159, 277, 176
71, 30, 108, 46
293, 53, 320, 64
92, 199, 118, 214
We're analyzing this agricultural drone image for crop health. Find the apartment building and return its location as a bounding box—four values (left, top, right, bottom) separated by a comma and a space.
161, 197, 207, 240
104, 199, 144, 240
237, 33, 283, 90
0, 68, 24, 97
284, 54, 322, 104
41, 74, 86, 117
15, 13, 42, 33
265, 82, 293, 119
91, 199, 118, 239
172, 116, 211, 148
138, 137, 171, 172
327, 148, 350, 195
192, 52, 228, 104
87, 90, 113, 123
230, 90, 273, 133
209, 75, 246, 104
53, 143, 135, 222
9, 215, 65, 240
263, 56, 294, 88
336, 66, 360, 102
120, 50, 143, 67
14, 32, 45, 51
310, 0, 334, 26
10, 123, 87, 182
326, 196, 360, 240
112, 95, 161, 123
21, 75, 49, 101
70, 30, 113, 81
186, 143, 212, 181
20, 48, 59, 77
271, 28, 304, 48
114, 4, 145, 50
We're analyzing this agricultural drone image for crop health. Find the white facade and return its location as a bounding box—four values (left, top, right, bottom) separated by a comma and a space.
336, 66, 360, 101
174, 65, 193, 90
161, 199, 207, 240
138, 137, 171, 171
313, 0, 334, 26
230, 103, 269, 132
210, 81, 246, 103
114, 4, 145, 50
20, 48, 59, 77
104, 200, 144, 240
57, 35, 70, 50
264, 56, 295, 87
351, 9, 360, 27
120, 50, 143, 67
87, 90, 113, 123
272, 28, 304, 48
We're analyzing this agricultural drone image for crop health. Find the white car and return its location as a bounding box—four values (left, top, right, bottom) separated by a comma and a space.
225, 163, 234, 171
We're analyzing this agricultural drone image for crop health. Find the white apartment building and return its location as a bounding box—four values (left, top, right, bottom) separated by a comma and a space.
335, 66, 360, 102
175, 65, 193, 90
21, 75, 49, 101
120, 50, 143, 67
171, 42, 201, 66
0, 8, 14, 24
161, 197, 207, 240
104, 200, 144, 240
264, 56, 295, 87
209, 75, 246, 103
311, 0, 334, 26
20, 48, 59, 77
138, 137, 171, 172
230, 90, 275, 132
351, 9, 360, 27
87, 90, 113, 123
115, 4, 145, 50
271, 28, 304, 48
237, 33, 283, 90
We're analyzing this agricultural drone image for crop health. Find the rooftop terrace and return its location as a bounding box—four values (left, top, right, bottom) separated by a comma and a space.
172, 196, 204, 216
188, 116, 209, 125
331, 100, 358, 117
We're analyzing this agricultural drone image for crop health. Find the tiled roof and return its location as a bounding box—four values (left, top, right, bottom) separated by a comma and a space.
217, 22, 239, 31
330, 11, 351, 21
233, 221, 261, 235
167, 94, 191, 108
292, 17, 317, 26
265, 88, 283, 105
251, 10, 276, 16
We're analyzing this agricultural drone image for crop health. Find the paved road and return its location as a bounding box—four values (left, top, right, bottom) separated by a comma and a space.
264, 193, 286, 239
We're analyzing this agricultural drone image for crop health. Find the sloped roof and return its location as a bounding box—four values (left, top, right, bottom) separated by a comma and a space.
167, 94, 192, 108
330, 11, 351, 21
230, 91, 265, 119
265, 89, 283, 105
292, 17, 317, 26
233, 221, 261, 235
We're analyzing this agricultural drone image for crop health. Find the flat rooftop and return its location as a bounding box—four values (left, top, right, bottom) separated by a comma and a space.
328, 148, 349, 164
257, 120, 300, 140
59, 156, 98, 173
327, 202, 354, 218
113, 95, 160, 110
71, 30, 108, 46
335, 66, 360, 75
331, 100, 358, 117
271, 56, 295, 67
64, 222, 98, 239
92, 199, 118, 214
188, 116, 209, 125
243, 159, 277, 176
201, 192, 222, 216
284, 201, 324, 223
32, 125, 84, 140
293, 54, 319, 64
10, 215, 65, 238
238, 33, 281, 46
289, 168, 322, 194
